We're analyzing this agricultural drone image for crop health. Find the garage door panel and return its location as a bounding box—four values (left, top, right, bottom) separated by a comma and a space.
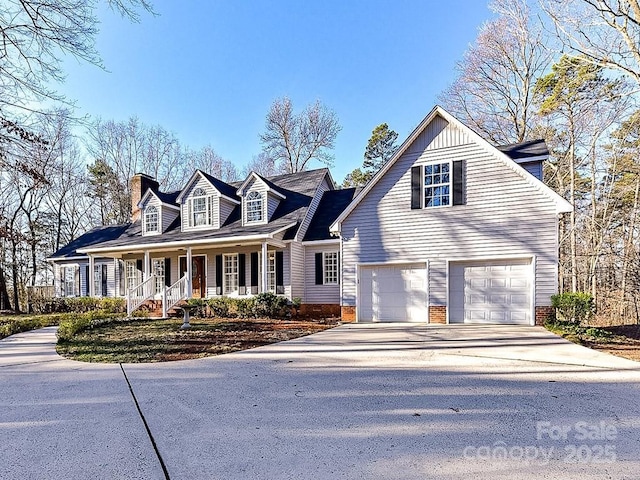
450, 259, 532, 325
359, 263, 427, 322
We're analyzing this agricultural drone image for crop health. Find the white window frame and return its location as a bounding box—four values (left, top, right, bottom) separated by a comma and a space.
223, 254, 238, 295
323, 252, 338, 285
64, 266, 76, 297
267, 251, 276, 292
125, 260, 138, 291
144, 205, 159, 234
246, 191, 263, 223
423, 160, 452, 208
94, 264, 102, 297
152, 258, 165, 295
188, 187, 215, 228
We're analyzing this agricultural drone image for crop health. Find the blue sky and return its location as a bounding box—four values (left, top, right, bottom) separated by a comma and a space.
59, 0, 494, 183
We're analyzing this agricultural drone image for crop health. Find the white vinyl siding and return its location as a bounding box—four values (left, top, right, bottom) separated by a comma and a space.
267, 194, 279, 221
139, 193, 179, 234
340, 116, 560, 311
289, 242, 304, 300
161, 207, 179, 233
219, 198, 236, 227
304, 243, 341, 304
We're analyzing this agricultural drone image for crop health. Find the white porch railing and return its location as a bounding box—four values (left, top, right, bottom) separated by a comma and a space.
164, 274, 189, 316
127, 275, 156, 316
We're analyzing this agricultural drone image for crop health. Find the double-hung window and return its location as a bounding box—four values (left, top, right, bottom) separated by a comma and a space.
152, 258, 165, 294
224, 254, 238, 294
267, 252, 276, 292
424, 161, 451, 207
144, 205, 159, 233
246, 191, 263, 223
64, 267, 76, 297
323, 252, 339, 285
125, 260, 138, 291
192, 188, 208, 227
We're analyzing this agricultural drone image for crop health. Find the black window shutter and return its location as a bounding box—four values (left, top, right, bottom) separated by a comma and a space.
453, 160, 465, 206
215, 254, 223, 295
411, 165, 422, 209
84, 265, 90, 296
101, 264, 108, 296
179, 257, 186, 278
315, 253, 323, 285
275, 251, 284, 294
119, 261, 125, 295
238, 254, 246, 295
164, 258, 171, 287
250, 252, 259, 294
136, 259, 143, 273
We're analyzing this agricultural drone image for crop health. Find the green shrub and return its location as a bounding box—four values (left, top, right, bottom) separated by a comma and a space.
551, 292, 594, 325
235, 298, 256, 318
186, 298, 207, 317
207, 297, 231, 318
29, 296, 127, 314
253, 292, 289, 318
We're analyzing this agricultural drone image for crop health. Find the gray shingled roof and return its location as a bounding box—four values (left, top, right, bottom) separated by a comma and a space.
49, 224, 130, 259
76, 168, 330, 253
303, 188, 358, 241
497, 139, 548, 163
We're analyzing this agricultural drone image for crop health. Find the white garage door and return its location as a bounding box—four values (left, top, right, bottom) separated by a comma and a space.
358, 263, 427, 322
449, 259, 532, 325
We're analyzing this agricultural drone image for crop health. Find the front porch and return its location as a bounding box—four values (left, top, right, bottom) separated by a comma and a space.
84, 239, 290, 317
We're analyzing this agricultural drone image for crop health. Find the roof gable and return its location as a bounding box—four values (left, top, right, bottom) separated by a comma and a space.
138, 188, 180, 210
176, 170, 240, 204
237, 171, 286, 199
331, 106, 572, 232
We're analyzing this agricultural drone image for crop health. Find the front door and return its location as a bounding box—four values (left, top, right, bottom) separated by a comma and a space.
180, 256, 206, 299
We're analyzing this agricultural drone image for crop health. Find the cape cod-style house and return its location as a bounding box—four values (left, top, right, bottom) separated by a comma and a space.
48, 106, 572, 324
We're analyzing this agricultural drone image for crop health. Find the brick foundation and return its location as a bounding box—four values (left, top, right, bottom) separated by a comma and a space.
535, 306, 555, 326
429, 305, 447, 324
341, 306, 356, 322
298, 303, 341, 319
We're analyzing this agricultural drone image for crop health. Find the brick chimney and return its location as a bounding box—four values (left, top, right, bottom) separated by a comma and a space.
130, 173, 159, 222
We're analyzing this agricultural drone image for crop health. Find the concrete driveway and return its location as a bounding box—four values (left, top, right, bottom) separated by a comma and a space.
2, 323, 640, 480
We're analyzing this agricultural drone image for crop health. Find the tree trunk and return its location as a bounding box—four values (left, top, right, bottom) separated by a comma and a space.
0, 265, 12, 311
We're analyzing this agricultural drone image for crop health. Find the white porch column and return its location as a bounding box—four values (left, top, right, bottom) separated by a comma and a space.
186, 247, 193, 298
113, 258, 118, 297
144, 250, 151, 280
88, 254, 95, 297
261, 241, 268, 293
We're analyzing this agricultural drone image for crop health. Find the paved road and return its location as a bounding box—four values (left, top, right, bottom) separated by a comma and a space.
2, 324, 640, 479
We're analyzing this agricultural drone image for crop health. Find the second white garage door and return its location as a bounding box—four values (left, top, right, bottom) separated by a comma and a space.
358, 263, 427, 322
449, 259, 532, 325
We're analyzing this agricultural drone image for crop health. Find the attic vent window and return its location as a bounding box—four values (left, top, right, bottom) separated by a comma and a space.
144, 205, 159, 233
246, 191, 263, 222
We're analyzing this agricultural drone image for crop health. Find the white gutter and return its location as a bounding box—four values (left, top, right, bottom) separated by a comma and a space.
77, 222, 297, 254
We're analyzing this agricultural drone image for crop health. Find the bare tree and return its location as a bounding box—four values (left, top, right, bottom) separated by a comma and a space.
182, 145, 239, 183
241, 153, 286, 178
439, 0, 553, 144
0, 0, 153, 123
260, 97, 341, 173
544, 0, 640, 89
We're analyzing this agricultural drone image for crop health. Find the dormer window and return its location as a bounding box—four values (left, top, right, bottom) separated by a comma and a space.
144, 205, 159, 234
246, 191, 263, 223
188, 187, 214, 228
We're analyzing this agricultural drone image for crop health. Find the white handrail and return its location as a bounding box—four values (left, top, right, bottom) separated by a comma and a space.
165, 274, 189, 316
127, 274, 157, 316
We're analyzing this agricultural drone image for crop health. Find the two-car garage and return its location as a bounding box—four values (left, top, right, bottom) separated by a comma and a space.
357, 258, 533, 325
